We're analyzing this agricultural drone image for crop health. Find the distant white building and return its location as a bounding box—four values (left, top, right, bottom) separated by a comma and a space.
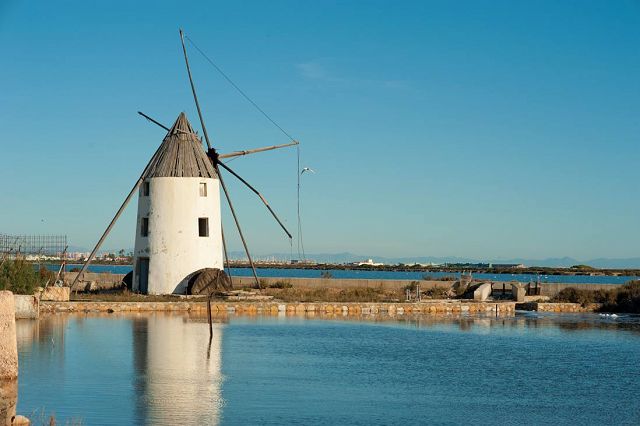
356, 259, 384, 267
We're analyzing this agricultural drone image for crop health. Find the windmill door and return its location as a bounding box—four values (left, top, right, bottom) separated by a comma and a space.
138, 258, 149, 294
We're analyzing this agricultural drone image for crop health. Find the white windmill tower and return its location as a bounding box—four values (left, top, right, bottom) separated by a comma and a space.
132, 113, 223, 294
72, 30, 299, 294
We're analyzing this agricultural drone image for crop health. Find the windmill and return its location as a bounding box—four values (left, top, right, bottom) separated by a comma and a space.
71, 30, 298, 295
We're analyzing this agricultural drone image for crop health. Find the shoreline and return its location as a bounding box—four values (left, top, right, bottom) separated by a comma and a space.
37, 261, 640, 278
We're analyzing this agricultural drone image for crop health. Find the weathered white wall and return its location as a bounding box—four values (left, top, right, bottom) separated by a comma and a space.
133, 177, 223, 294
13, 295, 38, 319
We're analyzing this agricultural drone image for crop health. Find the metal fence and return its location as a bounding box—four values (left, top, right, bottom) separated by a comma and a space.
0, 234, 67, 256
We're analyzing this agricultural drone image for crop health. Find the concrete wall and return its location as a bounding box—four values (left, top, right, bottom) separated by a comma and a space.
134, 177, 224, 295
517, 302, 601, 313
13, 295, 38, 319
41, 300, 517, 315
0, 291, 18, 380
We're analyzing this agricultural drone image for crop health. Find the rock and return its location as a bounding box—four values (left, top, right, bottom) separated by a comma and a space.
40, 287, 70, 302
473, 282, 492, 301
12, 414, 30, 425
84, 281, 99, 292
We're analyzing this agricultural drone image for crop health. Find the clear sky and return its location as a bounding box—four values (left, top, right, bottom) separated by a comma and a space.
1, 0, 638, 261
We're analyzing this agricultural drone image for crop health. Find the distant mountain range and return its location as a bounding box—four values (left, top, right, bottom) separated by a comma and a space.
84, 248, 640, 268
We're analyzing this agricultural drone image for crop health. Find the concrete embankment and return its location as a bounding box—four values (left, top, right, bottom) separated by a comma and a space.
0, 291, 18, 425
0, 292, 18, 380
63, 272, 626, 297
517, 302, 601, 313
41, 300, 516, 316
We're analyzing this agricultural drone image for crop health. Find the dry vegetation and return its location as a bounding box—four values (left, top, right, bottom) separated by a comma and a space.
552, 280, 640, 313
71, 290, 207, 303
260, 286, 403, 303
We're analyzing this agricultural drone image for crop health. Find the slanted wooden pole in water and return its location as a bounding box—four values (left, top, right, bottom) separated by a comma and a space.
207, 296, 213, 338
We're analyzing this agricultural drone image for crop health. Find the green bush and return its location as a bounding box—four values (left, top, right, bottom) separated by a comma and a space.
0, 259, 42, 294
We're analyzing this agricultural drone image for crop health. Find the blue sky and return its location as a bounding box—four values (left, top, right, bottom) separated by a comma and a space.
1, 0, 638, 260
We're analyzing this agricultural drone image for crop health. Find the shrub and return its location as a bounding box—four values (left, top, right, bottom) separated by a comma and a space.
422, 274, 456, 281
422, 286, 451, 299
39, 265, 56, 285
552, 282, 640, 312
269, 281, 293, 289
0, 259, 42, 294
404, 281, 418, 292
552, 288, 596, 306
602, 281, 640, 313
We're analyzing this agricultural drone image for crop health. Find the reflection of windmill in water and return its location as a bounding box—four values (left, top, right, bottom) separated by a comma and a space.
132, 315, 224, 424
73, 30, 301, 294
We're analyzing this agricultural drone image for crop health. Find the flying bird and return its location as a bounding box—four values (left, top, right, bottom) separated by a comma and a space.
301, 167, 315, 175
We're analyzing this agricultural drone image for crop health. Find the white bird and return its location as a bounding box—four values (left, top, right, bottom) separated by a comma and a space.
301, 167, 315, 175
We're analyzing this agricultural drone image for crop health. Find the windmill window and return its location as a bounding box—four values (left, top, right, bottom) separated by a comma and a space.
199, 182, 207, 197
141, 218, 149, 237
198, 218, 209, 237
142, 181, 150, 196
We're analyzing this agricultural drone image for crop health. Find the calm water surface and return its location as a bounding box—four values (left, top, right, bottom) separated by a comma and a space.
51, 264, 637, 284
16, 313, 640, 425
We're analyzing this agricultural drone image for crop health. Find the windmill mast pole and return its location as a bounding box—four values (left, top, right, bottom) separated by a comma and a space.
216, 166, 261, 288
180, 29, 213, 151
179, 29, 261, 288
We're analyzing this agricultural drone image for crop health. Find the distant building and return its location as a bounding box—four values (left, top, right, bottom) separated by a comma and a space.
490, 263, 526, 269
355, 259, 384, 267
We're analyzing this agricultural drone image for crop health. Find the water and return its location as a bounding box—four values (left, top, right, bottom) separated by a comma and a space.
48, 264, 637, 284
16, 313, 640, 425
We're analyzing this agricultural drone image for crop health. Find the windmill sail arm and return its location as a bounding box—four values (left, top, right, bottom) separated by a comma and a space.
217, 162, 293, 239
218, 141, 299, 159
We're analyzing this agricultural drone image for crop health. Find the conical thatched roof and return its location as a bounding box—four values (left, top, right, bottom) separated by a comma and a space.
144, 112, 217, 179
